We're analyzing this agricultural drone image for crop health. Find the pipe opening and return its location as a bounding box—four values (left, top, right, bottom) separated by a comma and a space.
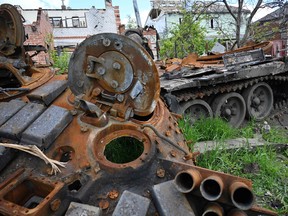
232, 187, 254, 210
175, 172, 194, 193
174, 169, 201, 193
200, 177, 223, 201
104, 136, 144, 164
203, 212, 221, 216
202, 202, 223, 216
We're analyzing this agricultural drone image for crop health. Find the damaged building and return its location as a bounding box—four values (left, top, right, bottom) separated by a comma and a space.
145, 0, 250, 50
254, 3, 288, 57
15, 0, 121, 64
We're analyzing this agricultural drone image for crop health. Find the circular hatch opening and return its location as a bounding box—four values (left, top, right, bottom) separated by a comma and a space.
104, 137, 144, 164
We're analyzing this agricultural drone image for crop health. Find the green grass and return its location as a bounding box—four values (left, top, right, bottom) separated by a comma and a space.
262, 127, 288, 143
178, 117, 288, 214
178, 117, 256, 150
104, 137, 144, 164
179, 117, 237, 145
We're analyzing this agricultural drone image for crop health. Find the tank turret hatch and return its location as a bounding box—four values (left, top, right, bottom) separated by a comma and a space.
68, 33, 160, 119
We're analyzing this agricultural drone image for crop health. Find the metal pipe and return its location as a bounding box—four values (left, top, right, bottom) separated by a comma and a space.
230, 181, 254, 210
133, 0, 142, 27
200, 175, 223, 201
202, 202, 224, 216
227, 209, 248, 216
174, 169, 202, 193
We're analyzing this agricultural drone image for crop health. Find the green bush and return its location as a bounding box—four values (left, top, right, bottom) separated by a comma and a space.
50, 49, 70, 74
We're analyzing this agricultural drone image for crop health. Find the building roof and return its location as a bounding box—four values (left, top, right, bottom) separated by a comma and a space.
256, 3, 288, 23
194, 2, 250, 14
149, 1, 250, 14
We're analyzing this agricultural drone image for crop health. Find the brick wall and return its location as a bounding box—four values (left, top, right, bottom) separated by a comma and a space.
24, 8, 53, 65
114, 6, 121, 34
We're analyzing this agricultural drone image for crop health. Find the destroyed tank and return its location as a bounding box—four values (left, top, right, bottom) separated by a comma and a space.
0, 4, 278, 216
160, 46, 288, 127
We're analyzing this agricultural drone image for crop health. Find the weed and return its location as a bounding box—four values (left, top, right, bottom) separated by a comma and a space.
180, 117, 237, 141
239, 120, 257, 138
50, 49, 70, 74
262, 127, 288, 143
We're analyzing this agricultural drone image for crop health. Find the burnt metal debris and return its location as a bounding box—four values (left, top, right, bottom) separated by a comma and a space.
0, 4, 281, 216
161, 42, 288, 127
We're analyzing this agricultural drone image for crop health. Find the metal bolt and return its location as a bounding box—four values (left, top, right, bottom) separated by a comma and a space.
99, 200, 109, 209
92, 88, 101, 97
103, 38, 111, 47
50, 199, 61, 211
165, 131, 171, 137
116, 94, 124, 102
97, 67, 106, 75
81, 126, 88, 132
108, 190, 119, 200
113, 62, 121, 70
111, 80, 119, 89
170, 150, 176, 157
156, 168, 165, 178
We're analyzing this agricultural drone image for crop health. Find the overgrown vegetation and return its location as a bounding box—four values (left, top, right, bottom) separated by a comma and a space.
50, 49, 70, 74
179, 117, 288, 214
160, 5, 215, 59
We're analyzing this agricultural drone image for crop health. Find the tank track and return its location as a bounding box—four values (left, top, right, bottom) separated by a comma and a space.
172, 74, 288, 103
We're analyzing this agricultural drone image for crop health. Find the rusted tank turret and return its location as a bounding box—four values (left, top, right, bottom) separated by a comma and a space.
0, 4, 278, 216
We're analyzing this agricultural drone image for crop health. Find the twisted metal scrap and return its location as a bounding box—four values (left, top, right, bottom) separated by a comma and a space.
0, 143, 66, 175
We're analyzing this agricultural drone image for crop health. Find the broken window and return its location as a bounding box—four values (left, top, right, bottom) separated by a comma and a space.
209, 17, 219, 29
49, 17, 62, 28
210, 19, 214, 28
72, 16, 80, 27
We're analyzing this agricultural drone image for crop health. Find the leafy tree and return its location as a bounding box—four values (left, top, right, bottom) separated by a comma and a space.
221, 0, 284, 48
160, 5, 215, 59
126, 15, 137, 29
179, 0, 284, 49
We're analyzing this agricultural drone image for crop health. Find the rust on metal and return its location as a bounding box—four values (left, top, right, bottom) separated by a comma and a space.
50, 199, 61, 212
202, 202, 224, 216
156, 168, 166, 178
174, 168, 202, 193
108, 190, 119, 200
98, 200, 109, 210
0, 4, 280, 215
